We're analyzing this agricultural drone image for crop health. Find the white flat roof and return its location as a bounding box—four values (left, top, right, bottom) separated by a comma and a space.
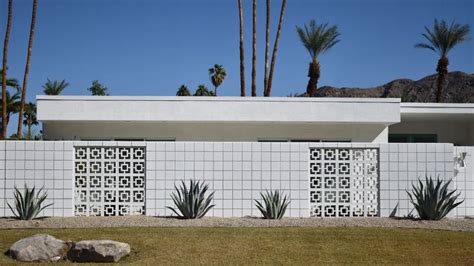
36, 96, 401, 124
400, 103, 474, 122
401, 102, 474, 114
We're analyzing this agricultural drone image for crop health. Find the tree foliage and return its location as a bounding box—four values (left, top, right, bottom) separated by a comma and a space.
208, 64, 227, 95
42, 79, 69, 95
296, 20, 340, 60
88, 80, 109, 96
176, 85, 191, 96
415, 19, 470, 58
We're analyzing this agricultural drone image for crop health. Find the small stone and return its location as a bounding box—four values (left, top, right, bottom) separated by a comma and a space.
68, 240, 130, 262
8, 234, 71, 262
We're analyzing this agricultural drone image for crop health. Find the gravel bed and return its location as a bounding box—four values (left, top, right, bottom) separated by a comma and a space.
0, 216, 473, 232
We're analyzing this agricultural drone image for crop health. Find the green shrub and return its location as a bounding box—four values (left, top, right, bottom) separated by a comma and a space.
7, 185, 53, 220
167, 180, 215, 219
407, 176, 463, 220
255, 190, 290, 219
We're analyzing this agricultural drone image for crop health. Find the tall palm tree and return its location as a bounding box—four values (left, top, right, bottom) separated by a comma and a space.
43, 79, 69, 95
264, 0, 287, 97
251, 0, 257, 96
237, 0, 245, 96
209, 64, 227, 96
415, 19, 470, 102
0, 91, 20, 134
23, 102, 38, 140
176, 85, 191, 96
263, 0, 270, 96
296, 20, 340, 97
17, 0, 38, 138
194, 85, 213, 96
2, 0, 13, 140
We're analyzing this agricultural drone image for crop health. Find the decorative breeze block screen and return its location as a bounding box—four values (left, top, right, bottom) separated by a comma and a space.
74, 146, 146, 216
309, 148, 379, 217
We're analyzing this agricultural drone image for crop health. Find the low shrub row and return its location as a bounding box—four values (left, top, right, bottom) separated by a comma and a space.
7, 176, 463, 220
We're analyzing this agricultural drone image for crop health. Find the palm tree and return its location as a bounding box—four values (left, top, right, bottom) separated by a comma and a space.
0, 69, 20, 91
43, 79, 69, 95
23, 102, 38, 140
194, 85, 213, 96
209, 64, 227, 96
296, 20, 340, 97
264, 0, 287, 97
2, 0, 13, 140
264, 0, 270, 96
237, 0, 245, 96
0, 91, 20, 134
17, 0, 38, 139
176, 85, 191, 96
415, 19, 470, 102
88, 80, 109, 96
251, 0, 257, 96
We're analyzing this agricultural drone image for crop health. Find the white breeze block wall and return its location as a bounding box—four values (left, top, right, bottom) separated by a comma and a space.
453, 146, 474, 217
145, 142, 309, 217
379, 143, 455, 217
0, 141, 470, 218
0, 141, 74, 217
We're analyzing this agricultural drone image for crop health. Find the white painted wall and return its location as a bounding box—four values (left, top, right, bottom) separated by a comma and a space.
0, 141, 74, 217
453, 146, 474, 217
146, 142, 309, 217
379, 143, 455, 217
43, 121, 389, 143
0, 141, 468, 218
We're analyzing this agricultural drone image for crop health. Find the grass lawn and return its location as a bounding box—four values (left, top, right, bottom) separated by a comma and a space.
0, 227, 473, 265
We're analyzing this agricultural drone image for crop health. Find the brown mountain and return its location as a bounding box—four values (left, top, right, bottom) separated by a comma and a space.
310, 71, 474, 103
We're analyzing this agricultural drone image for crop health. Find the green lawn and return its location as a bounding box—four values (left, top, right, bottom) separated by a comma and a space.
0, 227, 473, 265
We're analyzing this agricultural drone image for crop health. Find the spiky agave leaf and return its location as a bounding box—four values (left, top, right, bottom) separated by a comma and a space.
167, 180, 215, 219
255, 190, 290, 219
7, 184, 53, 220
407, 175, 463, 220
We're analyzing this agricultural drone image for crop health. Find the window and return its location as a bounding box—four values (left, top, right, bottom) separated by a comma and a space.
388, 134, 437, 143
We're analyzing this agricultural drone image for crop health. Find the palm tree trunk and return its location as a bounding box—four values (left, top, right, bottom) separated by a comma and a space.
265, 0, 286, 97
17, 0, 37, 139
435, 56, 449, 103
2, 0, 13, 140
27, 120, 32, 140
238, 0, 246, 97
263, 0, 270, 96
251, 0, 257, 97
306, 59, 320, 97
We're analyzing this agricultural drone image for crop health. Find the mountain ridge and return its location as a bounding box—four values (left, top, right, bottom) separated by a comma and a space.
309, 71, 473, 103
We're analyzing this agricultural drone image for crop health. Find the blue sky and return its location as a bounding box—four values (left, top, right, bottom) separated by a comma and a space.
0, 0, 473, 134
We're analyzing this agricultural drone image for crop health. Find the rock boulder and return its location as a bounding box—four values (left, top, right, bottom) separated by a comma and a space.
7, 234, 71, 262
67, 240, 130, 262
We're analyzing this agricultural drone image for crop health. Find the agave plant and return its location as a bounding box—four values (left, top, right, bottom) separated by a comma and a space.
167, 180, 215, 219
255, 190, 290, 219
407, 176, 463, 220
7, 185, 53, 220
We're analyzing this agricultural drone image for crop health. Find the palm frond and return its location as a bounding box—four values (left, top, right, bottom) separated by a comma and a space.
296, 20, 340, 60
415, 19, 470, 57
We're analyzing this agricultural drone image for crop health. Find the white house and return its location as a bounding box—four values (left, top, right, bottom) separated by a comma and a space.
37, 96, 474, 145
0, 96, 471, 219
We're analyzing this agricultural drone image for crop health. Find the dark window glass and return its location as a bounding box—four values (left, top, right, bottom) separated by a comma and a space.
389, 134, 437, 143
